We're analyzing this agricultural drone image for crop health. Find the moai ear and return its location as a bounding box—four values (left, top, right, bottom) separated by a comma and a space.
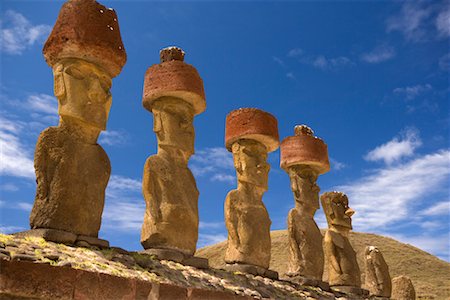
232, 143, 243, 174
53, 65, 66, 101
153, 111, 162, 133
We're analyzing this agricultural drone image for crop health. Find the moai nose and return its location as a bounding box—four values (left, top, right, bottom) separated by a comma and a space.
345, 207, 355, 217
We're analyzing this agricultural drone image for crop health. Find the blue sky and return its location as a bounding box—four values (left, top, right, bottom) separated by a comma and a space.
1, 1, 449, 261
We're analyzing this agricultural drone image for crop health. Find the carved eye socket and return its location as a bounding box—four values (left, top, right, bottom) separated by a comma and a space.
65, 66, 84, 80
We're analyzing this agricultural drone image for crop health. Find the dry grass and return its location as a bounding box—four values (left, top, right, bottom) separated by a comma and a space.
196, 230, 450, 300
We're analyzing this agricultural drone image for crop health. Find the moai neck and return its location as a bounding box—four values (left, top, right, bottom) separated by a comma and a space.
330, 225, 350, 238
60, 116, 100, 144
157, 145, 189, 166
238, 180, 266, 201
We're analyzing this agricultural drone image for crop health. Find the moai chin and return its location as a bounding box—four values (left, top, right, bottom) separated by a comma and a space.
392, 275, 416, 300
25, 0, 126, 248
280, 125, 330, 288
140, 47, 208, 267
321, 191, 367, 295
364, 246, 392, 298
224, 108, 280, 279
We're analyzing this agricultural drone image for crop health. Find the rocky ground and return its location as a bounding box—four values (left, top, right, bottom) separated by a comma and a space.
0, 234, 372, 299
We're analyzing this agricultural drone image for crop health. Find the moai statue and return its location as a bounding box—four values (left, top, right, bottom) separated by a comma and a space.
140, 47, 208, 268
280, 125, 330, 290
23, 0, 126, 248
365, 246, 392, 298
392, 275, 416, 300
321, 191, 368, 296
224, 108, 279, 279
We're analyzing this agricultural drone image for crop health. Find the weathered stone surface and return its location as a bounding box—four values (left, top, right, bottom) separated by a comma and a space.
140, 248, 209, 269
224, 108, 279, 274
43, 0, 126, 78
285, 166, 324, 280
183, 255, 209, 269
225, 263, 279, 280
141, 49, 205, 256
14, 228, 77, 244
321, 191, 361, 288
364, 246, 391, 297
280, 125, 330, 174
76, 235, 110, 249
225, 108, 279, 152
30, 0, 126, 242
331, 285, 369, 296
148, 283, 187, 300
143, 47, 205, 115
286, 275, 330, 291
392, 275, 416, 300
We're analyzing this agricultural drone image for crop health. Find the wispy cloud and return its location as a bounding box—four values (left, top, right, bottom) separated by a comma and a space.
360, 44, 396, 63
198, 233, 227, 248
386, 1, 432, 42
435, 7, 450, 37
25, 94, 58, 115
0, 225, 26, 234
0, 114, 35, 179
422, 201, 450, 216
336, 149, 450, 231
102, 175, 145, 231
0, 10, 51, 55
0, 199, 34, 212
190, 147, 235, 184
99, 129, 129, 146
330, 157, 346, 171
439, 53, 450, 71
364, 128, 422, 165
199, 221, 224, 230
393, 84, 433, 100
272, 56, 286, 68
286, 48, 354, 71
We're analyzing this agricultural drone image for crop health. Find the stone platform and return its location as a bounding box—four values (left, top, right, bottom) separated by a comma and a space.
0, 234, 368, 299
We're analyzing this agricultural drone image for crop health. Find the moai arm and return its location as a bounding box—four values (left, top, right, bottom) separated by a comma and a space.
324, 231, 341, 274
142, 158, 162, 223
33, 131, 51, 203
224, 191, 240, 247
287, 209, 301, 271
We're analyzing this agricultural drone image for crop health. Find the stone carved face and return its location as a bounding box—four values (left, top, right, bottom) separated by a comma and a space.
232, 140, 269, 190
321, 192, 354, 230
54, 59, 112, 130
288, 166, 320, 214
152, 97, 195, 158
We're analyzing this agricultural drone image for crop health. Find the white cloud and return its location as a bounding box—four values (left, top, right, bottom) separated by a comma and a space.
0, 183, 19, 192
0, 10, 51, 55
99, 129, 129, 146
360, 45, 396, 63
336, 149, 450, 231
393, 84, 433, 100
197, 233, 227, 248
102, 175, 144, 232
436, 7, 450, 37
287, 48, 303, 57
422, 201, 450, 216
190, 147, 235, 184
286, 72, 296, 80
386, 1, 432, 42
385, 232, 450, 261
439, 53, 450, 71
199, 221, 224, 230
365, 128, 422, 165
0, 225, 26, 234
272, 56, 285, 67
25, 94, 58, 115
312, 55, 353, 70
0, 115, 35, 179
330, 157, 346, 171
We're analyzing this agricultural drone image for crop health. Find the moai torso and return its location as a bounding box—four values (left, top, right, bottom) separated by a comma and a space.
392, 276, 416, 300
287, 207, 323, 278
141, 154, 199, 254
365, 246, 391, 297
324, 230, 361, 286
225, 187, 271, 268
30, 125, 110, 236
321, 191, 361, 287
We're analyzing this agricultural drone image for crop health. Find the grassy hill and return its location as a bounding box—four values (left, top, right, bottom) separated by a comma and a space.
196, 230, 450, 299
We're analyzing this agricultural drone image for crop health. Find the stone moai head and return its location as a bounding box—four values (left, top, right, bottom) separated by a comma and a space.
225, 108, 279, 191
142, 46, 205, 160
43, 0, 126, 130
280, 125, 330, 213
321, 191, 355, 230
